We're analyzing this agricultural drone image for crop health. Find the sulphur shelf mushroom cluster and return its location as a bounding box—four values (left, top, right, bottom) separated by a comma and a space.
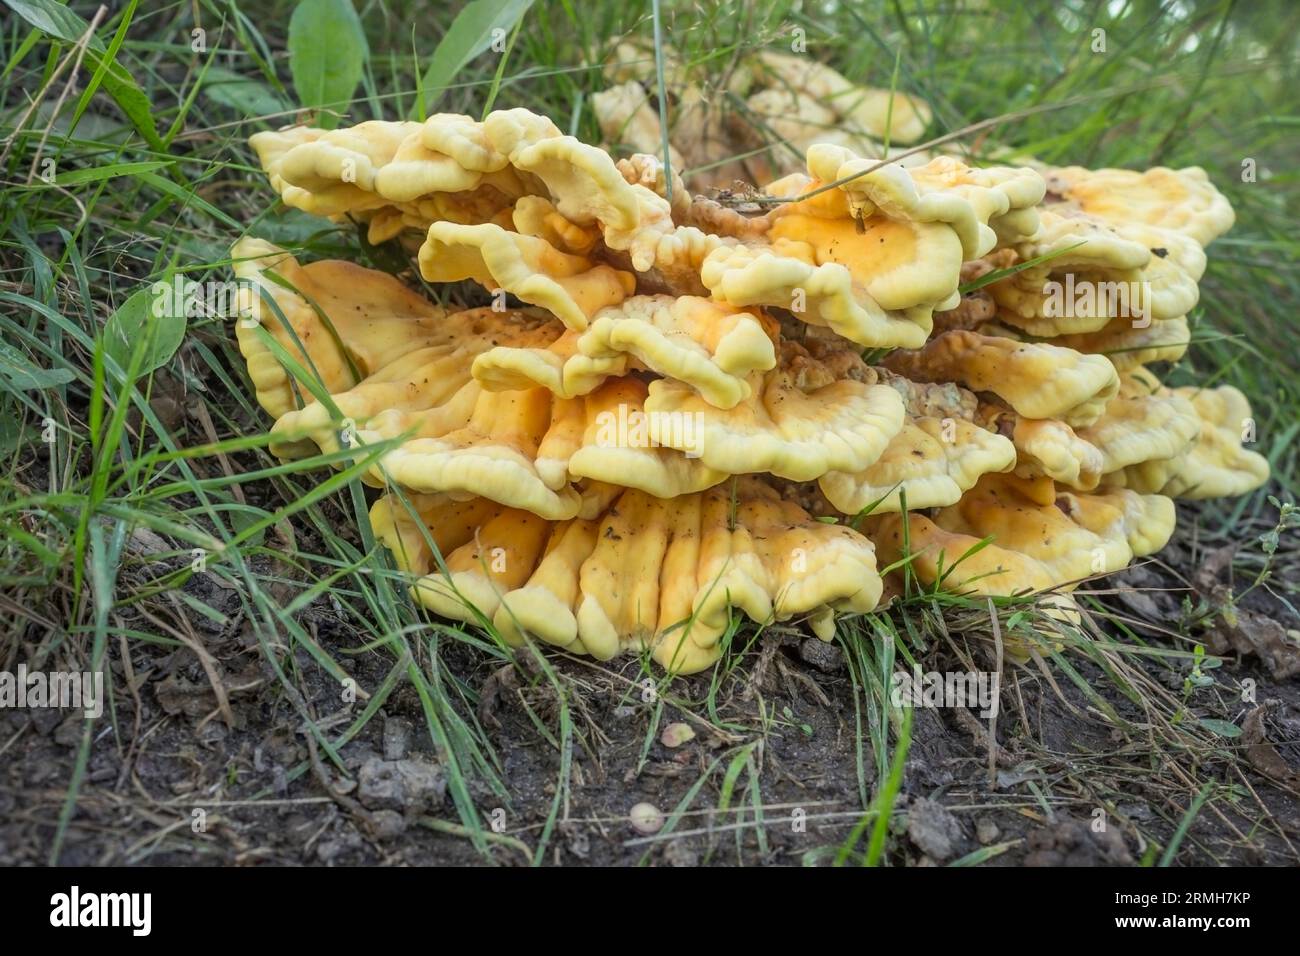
593, 42, 935, 190
227, 101, 1267, 674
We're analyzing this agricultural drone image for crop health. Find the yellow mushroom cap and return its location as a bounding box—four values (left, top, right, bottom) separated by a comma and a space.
248, 125, 325, 197
471, 328, 628, 400
803, 148, 1045, 260
869, 510, 1065, 599
870, 473, 1175, 599
1052, 315, 1191, 372
560, 377, 728, 499
989, 210, 1156, 334
230, 237, 453, 420
257, 121, 420, 215
592, 80, 685, 172
260, 295, 559, 460
417, 221, 635, 330
688, 152, 1047, 349
372, 129, 488, 203
770, 211, 964, 310
819, 415, 1016, 515
979, 404, 1105, 492
645, 341, 906, 481
886, 330, 1120, 427
575, 295, 777, 408
753, 51, 932, 145
412, 505, 554, 624
1044, 164, 1236, 246
1057, 488, 1177, 559
473, 295, 777, 409
419, 112, 516, 172
1075, 384, 1201, 477
483, 108, 643, 232
939, 474, 1125, 582
371, 494, 512, 574
375, 479, 884, 675
372, 385, 584, 519
1118, 384, 1270, 499
289, 360, 736, 513
511, 195, 601, 255
699, 242, 945, 350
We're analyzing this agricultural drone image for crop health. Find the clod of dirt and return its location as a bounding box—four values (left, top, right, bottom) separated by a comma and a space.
30, 708, 60, 735
53, 716, 82, 748
256, 729, 301, 770
905, 797, 967, 862
797, 637, 844, 673
383, 716, 412, 760
629, 802, 665, 834
356, 756, 447, 813
367, 809, 407, 840
1024, 817, 1133, 866
155, 672, 218, 718
662, 839, 699, 867
561, 823, 591, 860
315, 830, 365, 864
127, 527, 173, 557
661, 722, 695, 748
196, 720, 228, 749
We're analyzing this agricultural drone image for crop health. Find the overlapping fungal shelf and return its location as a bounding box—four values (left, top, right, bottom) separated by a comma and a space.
228, 99, 1267, 673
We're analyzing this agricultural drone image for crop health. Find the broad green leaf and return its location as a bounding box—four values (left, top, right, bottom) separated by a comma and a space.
202, 65, 290, 118
1197, 718, 1243, 739
1, 0, 84, 38
103, 285, 188, 378
0, 406, 38, 453
83, 55, 160, 149
254, 207, 349, 246
411, 0, 535, 118
288, 0, 368, 128
228, 506, 269, 549
0, 340, 76, 391
2, 0, 163, 150
34, 99, 128, 142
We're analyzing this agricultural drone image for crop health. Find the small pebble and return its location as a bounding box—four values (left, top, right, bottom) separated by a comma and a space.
629, 802, 664, 835
382, 716, 411, 761
660, 722, 695, 748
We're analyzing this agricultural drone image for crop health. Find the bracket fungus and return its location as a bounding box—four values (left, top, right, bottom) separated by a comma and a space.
228, 100, 1266, 674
